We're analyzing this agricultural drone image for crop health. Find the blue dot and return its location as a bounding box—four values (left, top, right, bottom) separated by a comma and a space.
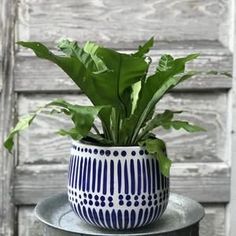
134, 201, 139, 206
119, 200, 124, 206
85, 148, 88, 152
75, 192, 77, 196
127, 201, 132, 207
84, 193, 87, 197
154, 194, 157, 199
79, 194, 81, 199
148, 201, 152, 206
105, 150, 111, 156
126, 195, 131, 200
80, 201, 83, 205
139, 150, 144, 155
131, 151, 136, 156
154, 200, 158, 205
100, 196, 105, 201
134, 195, 138, 200
84, 199, 87, 204
81, 148, 84, 152
121, 151, 127, 157
142, 195, 145, 200
71, 191, 74, 194
113, 151, 119, 156
88, 194, 92, 199
77, 147, 80, 151
101, 202, 105, 207
142, 201, 146, 206
75, 199, 78, 203
95, 201, 99, 206
118, 195, 123, 200
89, 200, 93, 205
148, 195, 152, 200
159, 192, 162, 197
108, 196, 113, 201
69, 189, 71, 193
95, 195, 99, 200
100, 150, 105, 155
89, 149, 92, 153
109, 202, 113, 207
145, 150, 149, 155
94, 149, 98, 154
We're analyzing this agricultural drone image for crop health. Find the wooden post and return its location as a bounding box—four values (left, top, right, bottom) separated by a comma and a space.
0, 0, 17, 235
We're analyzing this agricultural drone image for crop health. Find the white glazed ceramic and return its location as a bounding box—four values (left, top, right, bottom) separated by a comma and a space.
68, 141, 169, 230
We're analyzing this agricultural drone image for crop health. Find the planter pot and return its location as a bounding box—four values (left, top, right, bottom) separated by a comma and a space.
68, 141, 169, 230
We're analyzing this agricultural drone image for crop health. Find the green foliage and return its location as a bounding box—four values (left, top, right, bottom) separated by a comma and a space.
4, 99, 106, 152
4, 38, 206, 176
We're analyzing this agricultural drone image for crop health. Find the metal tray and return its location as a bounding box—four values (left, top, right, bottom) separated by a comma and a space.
35, 193, 204, 236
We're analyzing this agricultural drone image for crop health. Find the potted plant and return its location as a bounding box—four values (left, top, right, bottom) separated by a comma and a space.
4, 37, 204, 230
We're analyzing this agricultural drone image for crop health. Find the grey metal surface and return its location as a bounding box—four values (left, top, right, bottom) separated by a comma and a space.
35, 193, 204, 236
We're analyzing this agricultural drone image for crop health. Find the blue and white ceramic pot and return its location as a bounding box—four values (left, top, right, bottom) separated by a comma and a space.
68, 141, 169, 230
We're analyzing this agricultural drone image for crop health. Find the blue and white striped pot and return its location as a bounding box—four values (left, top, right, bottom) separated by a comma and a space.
68, 141, 169, 230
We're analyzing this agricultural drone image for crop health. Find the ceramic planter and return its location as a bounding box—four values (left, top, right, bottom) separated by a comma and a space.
68, 141, 169, 230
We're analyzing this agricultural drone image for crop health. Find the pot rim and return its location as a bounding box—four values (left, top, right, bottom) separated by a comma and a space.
72, 140, 144, 150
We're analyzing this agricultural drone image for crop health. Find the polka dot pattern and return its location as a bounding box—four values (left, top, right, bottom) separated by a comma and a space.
69, 142, 169, 230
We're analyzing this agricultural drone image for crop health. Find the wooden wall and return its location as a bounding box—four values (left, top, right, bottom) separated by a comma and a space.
1, 0, 236, 235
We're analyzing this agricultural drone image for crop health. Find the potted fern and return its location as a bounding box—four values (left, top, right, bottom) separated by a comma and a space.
4, 37, 204, 230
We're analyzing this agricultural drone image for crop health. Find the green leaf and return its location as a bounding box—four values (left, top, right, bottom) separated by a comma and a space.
133, 37, 154, 58
4, 113, 37, 153
17, 41, 87, 89
161, 120, 206, 132
139, 138, 171, 176
57, 39, 108, 73
4, 98, 106, 152
156, 54, 174, 72
122, 53, 199, 144
138, 110, 182, 139
48, 99, 105, 138
57, 128, 83, 140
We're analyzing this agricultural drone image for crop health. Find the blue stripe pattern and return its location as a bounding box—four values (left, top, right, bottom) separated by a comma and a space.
68, 143, 169, 230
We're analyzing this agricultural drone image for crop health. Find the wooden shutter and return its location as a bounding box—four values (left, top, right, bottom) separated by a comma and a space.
1, 0, 235, 235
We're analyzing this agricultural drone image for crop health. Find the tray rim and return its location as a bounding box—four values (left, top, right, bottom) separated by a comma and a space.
35, 192, 205, 235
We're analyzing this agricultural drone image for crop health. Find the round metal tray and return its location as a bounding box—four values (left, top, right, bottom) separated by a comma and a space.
35, 193, 204, 236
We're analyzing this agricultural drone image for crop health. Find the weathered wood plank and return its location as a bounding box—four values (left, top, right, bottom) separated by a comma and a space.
13, 162, 230, 205
0, 0, 17, 235
200, 204, 226, 236
17, 204, 226, 236
14, 45, 232, 92
18, 207, 43, 236
18, 92, 228, 164
228, 3, 236, 235
17, 0, 229, 46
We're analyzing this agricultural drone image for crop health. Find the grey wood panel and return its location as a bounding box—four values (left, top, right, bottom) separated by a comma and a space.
13, 162, 230, 205
14, 45, 232, 92
200, 204, 226, 236
18, 92, 227, 164
17, 0, 229, 46
228, 5, 236, 235
17, 204, 226, 236
0, 0, 17, 235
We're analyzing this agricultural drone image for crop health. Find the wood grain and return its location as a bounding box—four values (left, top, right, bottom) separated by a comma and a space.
14, 44, 232, 92
0, 0, 17, 235
17, 92, 228, 164
17, 0, 229, 47
13, 162, 230, 205
17, 204, 226, 236
200, 204, 226, 236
